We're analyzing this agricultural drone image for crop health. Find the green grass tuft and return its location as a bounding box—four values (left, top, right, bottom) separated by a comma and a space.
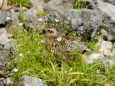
9, 0, 30, 8
73, 0, 93, 9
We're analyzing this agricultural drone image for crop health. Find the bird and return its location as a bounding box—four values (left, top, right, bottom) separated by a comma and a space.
40, 27, 90, 63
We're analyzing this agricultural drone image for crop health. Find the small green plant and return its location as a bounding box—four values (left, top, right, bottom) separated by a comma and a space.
73, 0, 93, 9
9, 0, 30, 8
84, 40, 98, 55
18, 14, 28, 23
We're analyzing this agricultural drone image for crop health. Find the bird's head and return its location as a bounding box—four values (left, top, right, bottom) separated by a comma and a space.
40, 27, 58, 37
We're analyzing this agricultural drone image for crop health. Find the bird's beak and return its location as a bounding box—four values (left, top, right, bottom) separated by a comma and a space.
39, 30, 46, 35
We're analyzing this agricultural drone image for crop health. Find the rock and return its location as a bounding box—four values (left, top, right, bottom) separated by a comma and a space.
112, 47, 115, 56
0, 44, 4, 50
102, 59, 115, 67
18, 75, 47, 86
30, 0, 44, 9
87, 53, 104, 63
0, 11, 12, 26
103, 0, 115, 5
66, 9, 103, 40
30, 0, 72, 13
97, 0, 115, 21
101, 27, 115, 42
0, 28, 12, 83
3, 78, 14, 85
0, 28, 11, 46
22, 7, 46, 30
0, 28, 13, 66
46, 0, 73, 12
23, 7, 38, 19
98, 38, 113, 56
0, 78, 4, 86
86, 53, 115, 66
0, 0, 8, 9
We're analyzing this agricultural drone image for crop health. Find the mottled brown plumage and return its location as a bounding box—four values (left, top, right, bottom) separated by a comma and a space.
41, 27, 90, 62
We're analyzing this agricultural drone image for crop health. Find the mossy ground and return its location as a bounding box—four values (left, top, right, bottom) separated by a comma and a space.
9, 28, 115, 86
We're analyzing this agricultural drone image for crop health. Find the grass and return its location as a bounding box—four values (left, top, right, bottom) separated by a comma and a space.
9, 0, 30, 8
73, 0, 93, 9
9, 28, 115, 86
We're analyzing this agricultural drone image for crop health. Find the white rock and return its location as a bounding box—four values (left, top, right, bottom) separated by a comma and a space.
97, 0, 115, 21
99, 39, 113, 56
18, 75, 47, 86
0, 28, 11, 45
88, 53, 104, 60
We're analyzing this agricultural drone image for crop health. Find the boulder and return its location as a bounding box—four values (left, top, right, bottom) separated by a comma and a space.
22, 8, 45, 30
18, 75, 47, 86
0, 11, 11, 26
102, 0, 115, 5
66, 9, 103, 40
0, 78, 4, 86
3, 78, 14, 85
0, 28, 13, 83
0, 0, 8, 9
98, 37, 113, 56
0, 28, 11, 46
97, 0, 115, 21
30, 0, 73, 13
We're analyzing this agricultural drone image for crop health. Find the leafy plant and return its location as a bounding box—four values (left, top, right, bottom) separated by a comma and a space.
73, 0, 93, 9
9, 0, 30, 8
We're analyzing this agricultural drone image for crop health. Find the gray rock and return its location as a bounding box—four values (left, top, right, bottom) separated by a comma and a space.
0, 44, 4, 50
30, 0, 72, 13
87, 53, 104, 63
103, 0, 115, 5
97, 0, 115, 21
3, 78, 14, 85
101, 28, 115, 42
0, 11, 12, 25
0, 78, 4, 86
0, 28, 11, 46
97, 37, 114, 56
23, 8, 38, 19
18, 75, 47, 86
0, 28, 13, 81
102, 58, 115, 67
66, 9, 103, 39
87, 53, 115, 66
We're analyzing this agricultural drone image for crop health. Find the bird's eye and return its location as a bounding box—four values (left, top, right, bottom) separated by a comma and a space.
42, 30, 46, 34
48, 30, 54, 33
